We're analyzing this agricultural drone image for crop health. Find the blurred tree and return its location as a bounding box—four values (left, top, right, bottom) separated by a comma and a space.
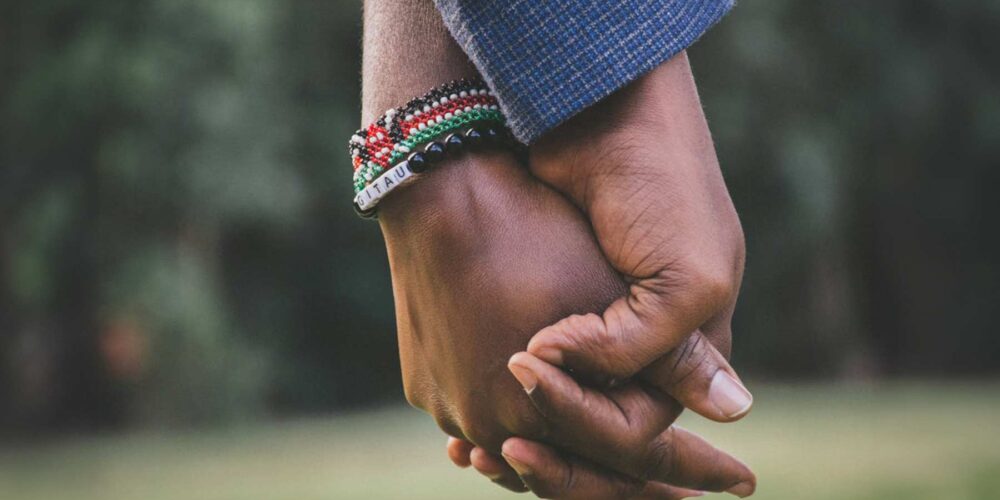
0, 0, 397, 431
694, 0, 1000, 377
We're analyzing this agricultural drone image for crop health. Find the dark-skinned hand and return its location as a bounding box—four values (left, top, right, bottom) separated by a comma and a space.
381, 148, 754, 498
449, 52, 755, 498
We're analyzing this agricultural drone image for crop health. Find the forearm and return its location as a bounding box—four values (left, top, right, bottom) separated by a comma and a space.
362, 0, 477, 123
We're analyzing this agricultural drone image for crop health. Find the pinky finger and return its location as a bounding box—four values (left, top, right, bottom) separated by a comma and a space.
446, 437, 475, 468
470, 447, 529, 493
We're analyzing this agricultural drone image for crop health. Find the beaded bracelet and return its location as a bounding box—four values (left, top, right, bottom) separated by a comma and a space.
353, 124, 514, 218
349, 78, 515, 218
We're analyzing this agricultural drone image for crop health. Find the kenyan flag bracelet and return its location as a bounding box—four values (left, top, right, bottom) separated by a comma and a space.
349, 78, 517, 219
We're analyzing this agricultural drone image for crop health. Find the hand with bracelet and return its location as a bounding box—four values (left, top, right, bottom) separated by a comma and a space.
358, 1, 754, 498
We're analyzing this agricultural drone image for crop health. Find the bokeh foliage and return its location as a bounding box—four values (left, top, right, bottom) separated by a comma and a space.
1, 0, 998, 430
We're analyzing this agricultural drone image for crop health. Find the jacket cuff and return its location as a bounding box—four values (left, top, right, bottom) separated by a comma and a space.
434, 0, 735, 143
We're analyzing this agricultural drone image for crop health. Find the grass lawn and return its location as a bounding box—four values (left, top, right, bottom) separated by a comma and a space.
1, 382, 998, 499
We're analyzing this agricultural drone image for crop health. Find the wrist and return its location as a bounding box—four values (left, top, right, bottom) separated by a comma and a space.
530, 51, 709, 201
378, 151, 537, 245
362, 0, 478, 123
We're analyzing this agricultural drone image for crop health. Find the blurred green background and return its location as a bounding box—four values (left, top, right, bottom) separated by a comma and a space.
1, 0, 998, 499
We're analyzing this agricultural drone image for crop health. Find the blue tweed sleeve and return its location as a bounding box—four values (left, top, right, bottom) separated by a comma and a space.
433, 0, 734, 143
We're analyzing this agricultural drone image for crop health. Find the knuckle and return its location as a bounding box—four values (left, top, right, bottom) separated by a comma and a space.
638, 431, 677, 482
459, 409, 509, 452
431, 413, 464, 441
564, 313, 602, 332
462, 426, 506, 452
664, 334, 713, 387
558, 463, 577, 499
612, 476, 645, 499
554, 314, 639, 377
682, 257, 737, 309
563, 314, 632, 377
402, 382, 427, 412
531, 480, 561, 500
505, 411, 551, 441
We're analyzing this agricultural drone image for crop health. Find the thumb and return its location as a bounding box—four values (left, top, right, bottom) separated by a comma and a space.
642, 330, 753, 422
527, 309, 752, 422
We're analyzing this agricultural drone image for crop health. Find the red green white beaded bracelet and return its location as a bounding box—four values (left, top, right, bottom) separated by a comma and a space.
348, 78, 506, 194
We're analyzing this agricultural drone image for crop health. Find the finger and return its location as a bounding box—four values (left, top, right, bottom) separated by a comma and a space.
508, 352, 755, 494
647, 426, 757, 497
502, 437, 642, 499
501, 438, 706, 500
526, 273, 728, 382
446, 437, 475, 468
527, 313, 753, 422
640, 330, 753, 422
470, 446, 529, 493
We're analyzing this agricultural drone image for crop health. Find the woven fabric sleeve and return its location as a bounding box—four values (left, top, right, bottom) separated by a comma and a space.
433, 0, 734, 144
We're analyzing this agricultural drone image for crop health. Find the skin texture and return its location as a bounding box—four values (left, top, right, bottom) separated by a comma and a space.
363, 1, 755, 498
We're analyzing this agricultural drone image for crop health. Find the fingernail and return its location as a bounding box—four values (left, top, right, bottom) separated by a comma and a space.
676, 489, 707, 498
709, 371, 753, 419
508, 361, 538, 393
726, 480, 755, 497
531, 345, 564, 366
502, 453, 532, 476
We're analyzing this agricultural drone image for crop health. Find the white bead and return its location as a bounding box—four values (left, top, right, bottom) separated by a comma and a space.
405, 114, 414, 121
444, 112, 453, 120
491, 105, 499, 110
449, 94, 458, 100
409, 128, 418, 135
459, 91, 468, 98
423, 105, 431, 112
355, 160, 418, 211
351, 134, 365, 144
470, 89, 479, 96
399, 145, 410, 153
435, 116, 444, 124
374, 152, 382, 158
369, 136, 377, 143
418, 123, 426, 130
432, 101, 439, 108
376, 132, 385, 140
464, 106, 472, 112
381, 147, 390, 155
441, 97, 449, 104
454, 109, 463, 116
474, 104, 482, 109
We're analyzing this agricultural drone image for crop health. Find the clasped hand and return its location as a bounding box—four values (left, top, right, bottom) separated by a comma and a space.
381, 54, 755, 499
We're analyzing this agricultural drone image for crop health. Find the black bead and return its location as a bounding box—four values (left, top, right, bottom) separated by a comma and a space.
463, 128, 483, 146
483, 127, 500, 143
353, 201, 378, 219
424, 141, 446, 161
444, 133, 464, 151
407, 152, 428, 173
